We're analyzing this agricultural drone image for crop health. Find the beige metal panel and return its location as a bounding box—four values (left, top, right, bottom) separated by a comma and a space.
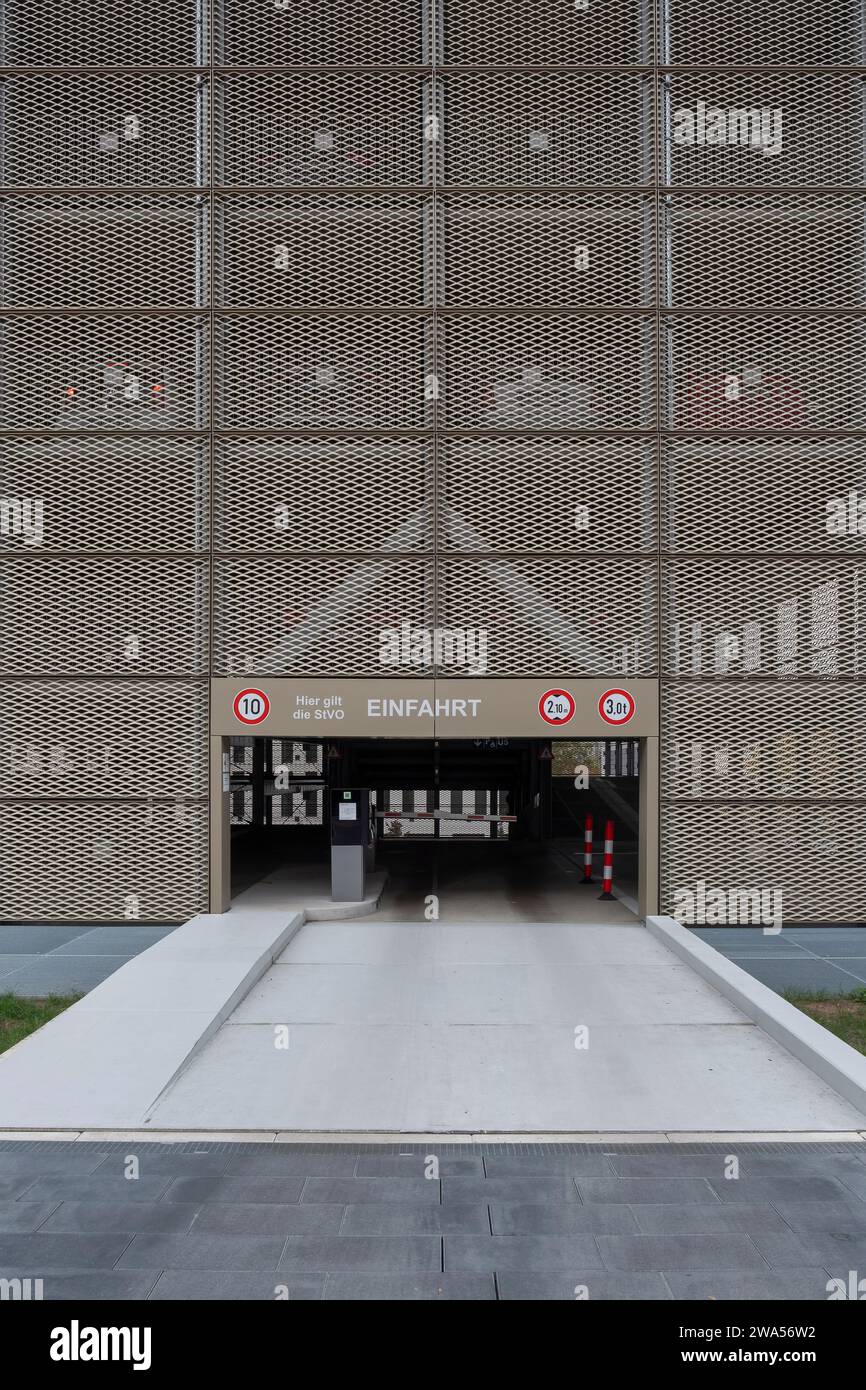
661, 803, 866, 924
437, 557, 658, 677
439, 439, 656, 554
661, 557, 864, 679
438, 314, 655, 430
215, 1, 425, 65
442, 0, 648, 64
0, 0, 203, 65
662, 681, 866, 803
662, 440, 866, 554
0, 316, 208, 431
215, 315, 433, 430
215, 194, 430, 309
0, 196, 208, 309
0, 557, 210, 675
663, 75, 866, 187
439, 193, 655, 308
663, 194, 866, 309
214, 439, 433, 553
441, 74, 651, 187
0, 439, 208, 552
639, 736, 660, 919
0, 801, 208, 923
213, 556, 435, 676
216, 74, 430, 188
0, 680, 208, 799
0, 75, 207, 188
666, 0, 865, 65
210, 677, 659, 738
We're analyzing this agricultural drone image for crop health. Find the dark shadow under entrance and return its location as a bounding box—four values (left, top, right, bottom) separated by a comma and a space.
229, 736, 641, 922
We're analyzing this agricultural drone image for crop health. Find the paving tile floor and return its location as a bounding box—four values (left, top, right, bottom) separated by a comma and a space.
0, 925, 177, 996
1, 1140, 865, 1300
693, 927, 866, 995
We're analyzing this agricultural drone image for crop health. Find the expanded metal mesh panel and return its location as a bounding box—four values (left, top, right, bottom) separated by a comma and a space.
439, 315, 654, 428
665, 0, 865, 66
0, 438, 208, 551
270, 739, 323, 775
663, 76, 866, 187
663, 195, 866, 308
663, 440, 866, 554
0, 680, 208, 799
0, 801, 208, 923
438, 439, 656, 552
0, 0, 204, 67
660, 804, 866, 924
663, 559, 865, 678
230, 785, 253, 826
0, 197, 208, 308
661, 681, 866, 803
0, 557, 209, 674
217, 75, 429, 188
441, 75, 651, 187
0, 77, 207, 188
214, 439, 433, 552
216, 194, 429, 308
215, 316, 432, 429
442, 0, 647, 64
269, 790, 323, 826
216, 0, 424, 65
380, 789, 435, 839
436, 558, 657, 676
439, 194, 654, 308
663, 316, 866, 431
0, 316, 207, 429
213, 556, 434, 675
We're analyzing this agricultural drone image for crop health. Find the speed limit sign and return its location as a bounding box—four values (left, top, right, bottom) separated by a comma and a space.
538, 688, 576, 725
233, 688, 271, 725
598, 688, 636, 726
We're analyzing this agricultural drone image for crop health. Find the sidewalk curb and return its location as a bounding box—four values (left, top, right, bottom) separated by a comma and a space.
647, 915, 866, 1119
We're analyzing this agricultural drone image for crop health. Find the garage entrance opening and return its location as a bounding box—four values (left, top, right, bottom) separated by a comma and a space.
228, 735, 642, 922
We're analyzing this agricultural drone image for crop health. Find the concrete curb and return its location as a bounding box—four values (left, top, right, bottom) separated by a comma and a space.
647, 915, 866, 1119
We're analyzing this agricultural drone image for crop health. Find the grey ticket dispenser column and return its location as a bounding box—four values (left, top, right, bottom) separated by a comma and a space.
330, 788, 371, 902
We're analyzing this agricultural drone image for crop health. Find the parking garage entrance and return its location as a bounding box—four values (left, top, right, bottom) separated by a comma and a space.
225, 735, 644, 923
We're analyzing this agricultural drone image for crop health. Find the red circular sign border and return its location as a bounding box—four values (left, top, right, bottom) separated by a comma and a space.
538, 688, 576, 726
598, 688, 636, 726
232, 688, 271, 725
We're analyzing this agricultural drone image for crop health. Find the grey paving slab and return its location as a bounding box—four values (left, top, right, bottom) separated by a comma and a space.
443, 1234, 605, 1273
190, 1203, 344, 1237
301, 1177, 440, 1204
0, 1176, 42, 1201
40, 1202, 202, 1235
497, 1271, 672, 1300
24, 1175, 173, 1203
0, 1269, 163, 1301
575, 1177, 719, 1204
838, 1169, 866, 1201
0, 956, 44, 979
354, 1155, 484, 1177
340, 1204, 490, 1235
706, 1176, 852, 1203
279, 1235, 442, 1273
0, 1152, 108, 1175
163, 1176, 305, 1205
0, 958, 133, 995
0, 1233, 132, 1267
442, 1176, 581, 1204
630, 1204, 791, 1234
750, 1230, 866, 1269
0, 926, 89, 953
481, 1155, 614, 1178
664, 1269, 835, 1301
323, 1273, 496, 1300
222, 1153, 358, 1177
770, 1200, 866, 1234
91, 1152, 230, 1178
118, 1232, 286, 1271
149, 1270, 324, 1300
0, 1201, 60, 1233
597, 1233, 768, 1272
52, 927, 176, 956
735, 960, 866, 995
489, 1203, 639, 1235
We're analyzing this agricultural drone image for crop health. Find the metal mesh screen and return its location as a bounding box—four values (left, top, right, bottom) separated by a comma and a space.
664, 0, 866, 66
215, 1, 425, 66
0, 0, 204, 67
0, 802, 208, 923
442, 0, 648, 64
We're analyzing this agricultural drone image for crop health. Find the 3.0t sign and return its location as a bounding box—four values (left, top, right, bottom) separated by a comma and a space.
598, 688, 636, 726
233, 688, 271, 725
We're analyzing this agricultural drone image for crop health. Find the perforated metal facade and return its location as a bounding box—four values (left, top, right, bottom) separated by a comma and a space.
2, 2, 865, 923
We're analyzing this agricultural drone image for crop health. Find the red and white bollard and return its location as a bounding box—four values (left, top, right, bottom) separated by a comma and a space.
598, 819, 615, 900
582, 813, 593, 883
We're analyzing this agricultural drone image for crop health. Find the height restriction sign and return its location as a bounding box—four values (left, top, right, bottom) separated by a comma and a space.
598, 688, 636, 725
538, 688, 576, 725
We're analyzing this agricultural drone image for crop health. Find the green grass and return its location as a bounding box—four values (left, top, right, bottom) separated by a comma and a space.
783, 987, 866, 1057
0, 993, 82, 1056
